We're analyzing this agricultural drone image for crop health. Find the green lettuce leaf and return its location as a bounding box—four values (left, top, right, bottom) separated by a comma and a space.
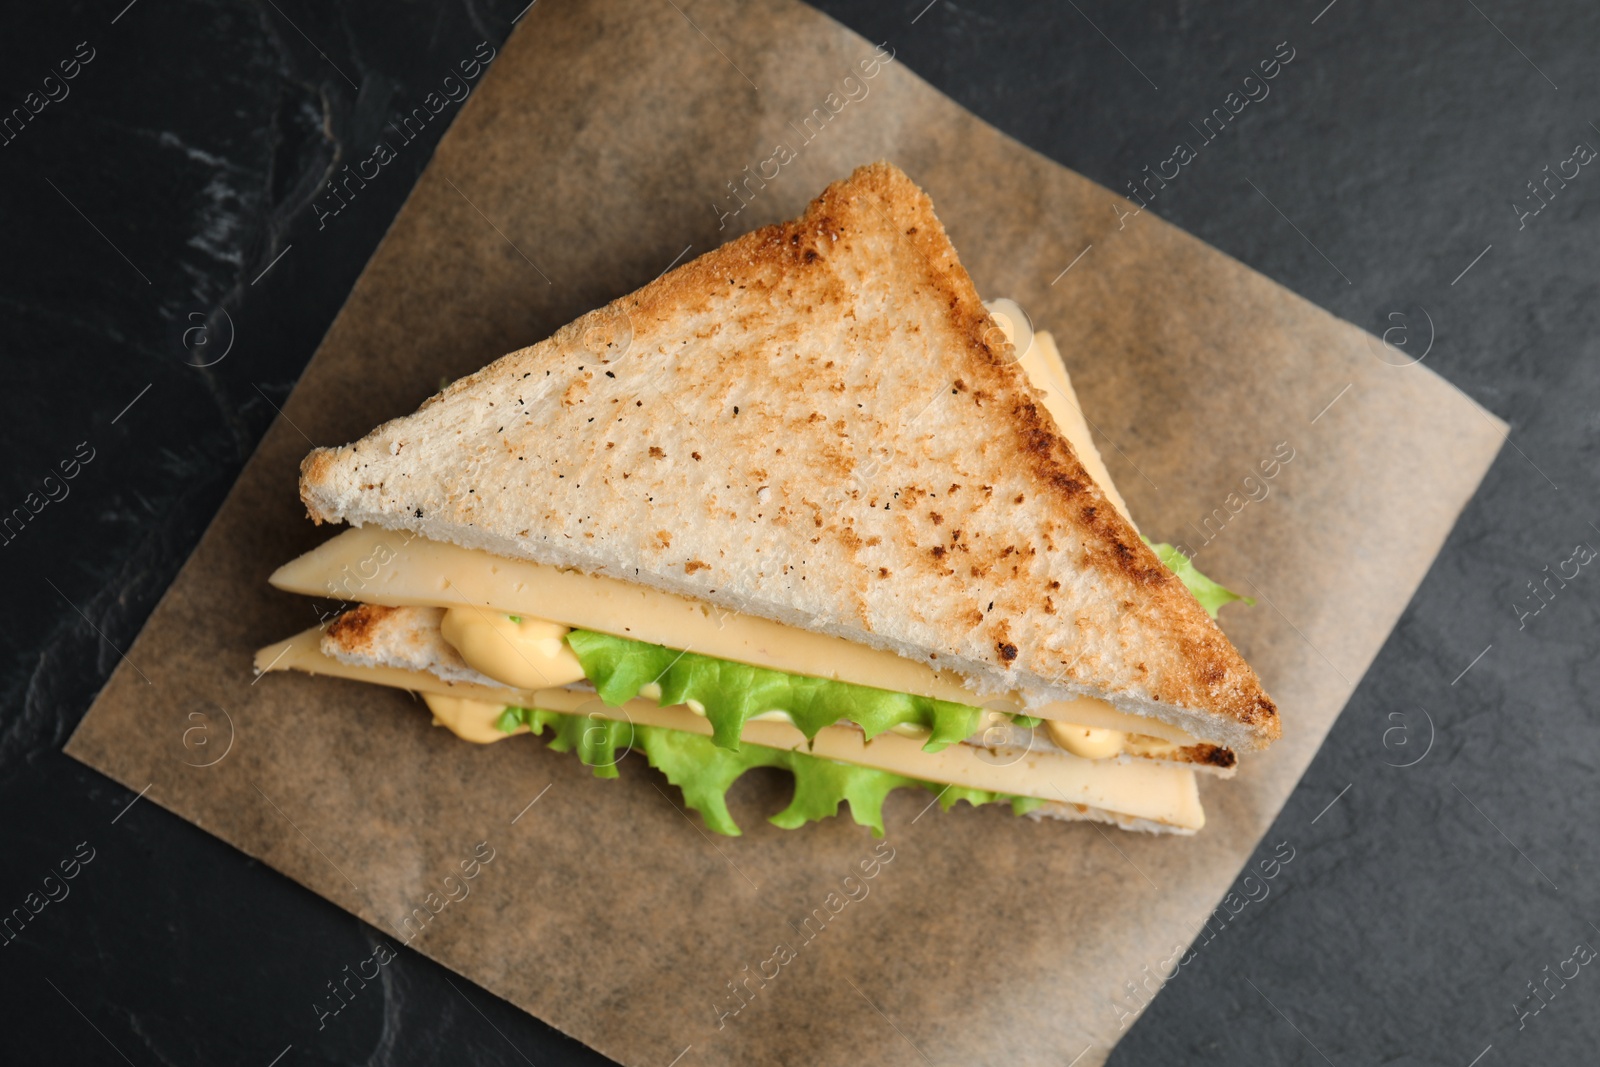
496, 705, 1033, 836
565, 630, 984, 753
1146, 540, 1253, 619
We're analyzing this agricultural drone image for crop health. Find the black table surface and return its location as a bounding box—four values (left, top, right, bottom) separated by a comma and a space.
4, 1, 1598, 1064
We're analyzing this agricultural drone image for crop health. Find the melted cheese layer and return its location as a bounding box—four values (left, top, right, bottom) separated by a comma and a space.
439, 607, 585, 689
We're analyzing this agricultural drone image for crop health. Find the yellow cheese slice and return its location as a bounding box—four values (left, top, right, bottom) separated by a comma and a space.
269, 527, 1198, 746
254, 627, 1204, 830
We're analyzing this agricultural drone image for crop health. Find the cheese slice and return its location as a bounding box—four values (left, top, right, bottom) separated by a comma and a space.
270, 527, 1198, 746
255, 627, 1204, 830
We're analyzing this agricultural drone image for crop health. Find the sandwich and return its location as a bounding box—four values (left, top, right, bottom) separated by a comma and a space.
256, 162, 1279, 836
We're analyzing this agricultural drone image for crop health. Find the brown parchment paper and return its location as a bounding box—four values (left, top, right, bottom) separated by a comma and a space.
66, 1, 1507, 1063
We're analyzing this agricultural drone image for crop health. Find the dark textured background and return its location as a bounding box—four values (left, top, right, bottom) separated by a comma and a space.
2, 1, 1596, 1064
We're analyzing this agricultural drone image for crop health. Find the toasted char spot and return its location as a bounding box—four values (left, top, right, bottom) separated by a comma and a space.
323, 603, 397, 655
1178, 744, 1237, 770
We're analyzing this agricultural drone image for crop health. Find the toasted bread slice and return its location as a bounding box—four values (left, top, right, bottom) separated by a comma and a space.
300, 161, 1278, 752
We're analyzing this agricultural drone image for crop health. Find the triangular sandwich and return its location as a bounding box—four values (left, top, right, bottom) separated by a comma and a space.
258, 162, 1277, 835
